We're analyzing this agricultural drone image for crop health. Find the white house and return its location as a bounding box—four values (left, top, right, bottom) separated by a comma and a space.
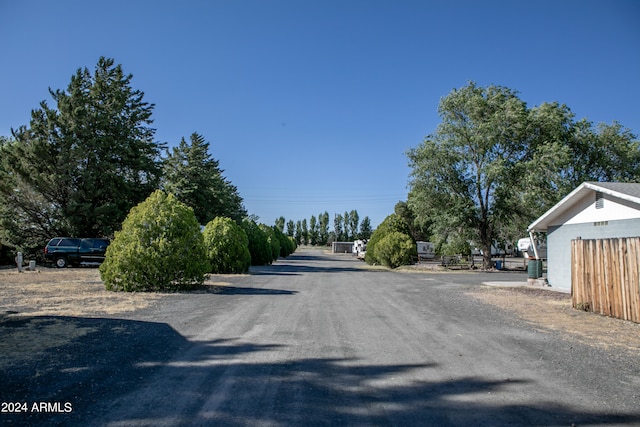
528, 182, 640, 291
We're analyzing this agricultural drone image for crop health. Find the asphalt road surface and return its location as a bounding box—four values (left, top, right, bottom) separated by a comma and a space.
4, 250, 640, 426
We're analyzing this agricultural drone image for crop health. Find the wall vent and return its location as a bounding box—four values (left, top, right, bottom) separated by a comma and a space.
595, 191, 604, 209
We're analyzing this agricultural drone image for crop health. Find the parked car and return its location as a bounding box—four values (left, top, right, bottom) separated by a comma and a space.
44, 237, 110, 268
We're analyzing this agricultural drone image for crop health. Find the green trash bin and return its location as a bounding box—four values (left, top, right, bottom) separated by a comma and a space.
527, 259, 543, 279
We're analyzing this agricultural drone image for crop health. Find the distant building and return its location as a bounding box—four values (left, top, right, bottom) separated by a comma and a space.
332, 242, 354, 254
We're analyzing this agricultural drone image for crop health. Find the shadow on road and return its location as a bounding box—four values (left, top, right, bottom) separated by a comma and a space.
2, 315, 638, 426
251, 252, 364, 276
213, 286, 297, 295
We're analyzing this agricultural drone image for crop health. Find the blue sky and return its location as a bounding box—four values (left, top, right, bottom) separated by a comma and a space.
1, 0, 638, 229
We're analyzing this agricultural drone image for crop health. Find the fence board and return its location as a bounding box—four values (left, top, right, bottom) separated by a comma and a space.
571, 237, 640, 323
632, 238, 640, 322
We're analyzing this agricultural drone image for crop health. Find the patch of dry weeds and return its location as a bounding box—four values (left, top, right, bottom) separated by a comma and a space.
0, 268, 160, 317
469, 286, 640, 355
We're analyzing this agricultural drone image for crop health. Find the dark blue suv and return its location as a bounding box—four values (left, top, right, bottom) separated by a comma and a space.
44, 237, 110, 268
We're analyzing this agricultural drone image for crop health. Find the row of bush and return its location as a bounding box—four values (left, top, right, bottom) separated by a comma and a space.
99, 190, 296, 292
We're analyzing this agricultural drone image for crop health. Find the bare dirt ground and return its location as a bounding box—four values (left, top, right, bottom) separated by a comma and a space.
1, 265, 639, 373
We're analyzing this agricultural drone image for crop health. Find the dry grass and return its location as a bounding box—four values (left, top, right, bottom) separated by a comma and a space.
0, 267, 161, 317
469, 286, 640, 355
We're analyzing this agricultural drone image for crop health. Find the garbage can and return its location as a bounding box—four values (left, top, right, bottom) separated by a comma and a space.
527, 259, 543, 279
495, 260, 502, 270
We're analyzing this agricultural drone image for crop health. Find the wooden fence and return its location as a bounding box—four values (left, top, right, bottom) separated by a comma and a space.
571, 237, 640, 323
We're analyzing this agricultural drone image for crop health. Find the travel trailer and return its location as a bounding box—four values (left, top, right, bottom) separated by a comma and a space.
417, 241, 435, 260
353, 240, 367, 260
517, 236, 547, 259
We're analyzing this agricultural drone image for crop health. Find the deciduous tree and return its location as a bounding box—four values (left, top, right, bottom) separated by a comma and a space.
359, 216, 373, 240
309, 215, 318, 246
334, 214, 343, 242
318, 211, 330, 245
407, 81, 639, 269
286, 219, 295, 237
349, 209, 359, 240
407, 82, 532, 268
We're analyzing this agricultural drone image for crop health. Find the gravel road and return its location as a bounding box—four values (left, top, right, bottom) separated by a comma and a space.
2, 249, 639, 426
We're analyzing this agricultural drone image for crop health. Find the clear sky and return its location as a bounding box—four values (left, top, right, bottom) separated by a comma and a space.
1, 0, 638, 229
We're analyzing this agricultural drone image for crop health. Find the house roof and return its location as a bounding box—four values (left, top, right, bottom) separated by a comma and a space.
528, 182, 640, 232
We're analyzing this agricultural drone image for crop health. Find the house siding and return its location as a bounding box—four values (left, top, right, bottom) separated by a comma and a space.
546, 218, 640, 291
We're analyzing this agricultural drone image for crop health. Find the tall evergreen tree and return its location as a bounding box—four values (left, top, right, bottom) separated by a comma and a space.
4, 57, 163, 239
163, 132, 246, 224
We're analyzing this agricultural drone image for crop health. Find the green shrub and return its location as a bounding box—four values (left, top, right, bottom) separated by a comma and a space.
202, 217, 251, 273
288, 236, 297, 254
260, 224, 280, 262
375, 231, 417, 269
241, 219, 272, 265
100, 190, 209, 291
273, 225, 294, 258
365, 213, 412, 265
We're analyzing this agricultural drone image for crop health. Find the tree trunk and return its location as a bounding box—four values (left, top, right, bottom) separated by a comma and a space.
482, 244, 493, 270
479, 220, 493, 270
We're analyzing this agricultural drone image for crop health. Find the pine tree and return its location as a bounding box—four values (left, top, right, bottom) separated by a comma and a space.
6, 57, 163, 238
163, 132, 246, 224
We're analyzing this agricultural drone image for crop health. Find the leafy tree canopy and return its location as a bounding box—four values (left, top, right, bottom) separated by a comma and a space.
358, 216, 373, 240
407, 81, 639, 268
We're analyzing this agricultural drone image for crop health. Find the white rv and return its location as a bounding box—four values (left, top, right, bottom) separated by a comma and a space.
517, 237, 547, 259
417, 241, 435, 260
353, 240, 367, 260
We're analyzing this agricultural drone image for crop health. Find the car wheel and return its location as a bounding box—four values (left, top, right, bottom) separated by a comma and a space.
55, 257, 68, 268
